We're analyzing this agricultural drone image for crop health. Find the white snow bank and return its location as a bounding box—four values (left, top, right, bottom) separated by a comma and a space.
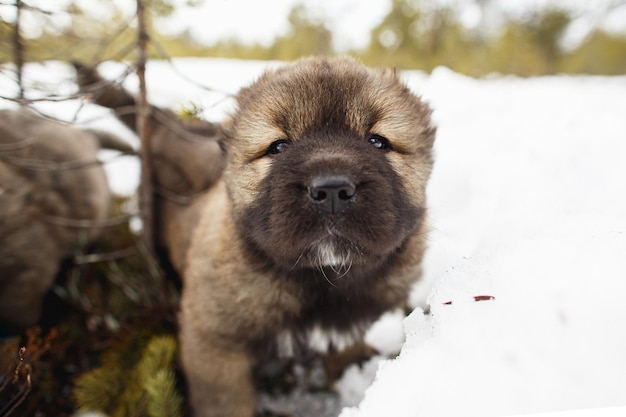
341, 68, 626, 416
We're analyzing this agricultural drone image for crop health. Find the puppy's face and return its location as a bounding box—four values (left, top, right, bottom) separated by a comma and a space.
222, 57, 435, 271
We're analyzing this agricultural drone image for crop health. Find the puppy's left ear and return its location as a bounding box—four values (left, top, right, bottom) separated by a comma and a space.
217, 117, 234, 148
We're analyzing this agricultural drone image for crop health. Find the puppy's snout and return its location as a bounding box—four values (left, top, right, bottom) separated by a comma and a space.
308, 175, 356, 215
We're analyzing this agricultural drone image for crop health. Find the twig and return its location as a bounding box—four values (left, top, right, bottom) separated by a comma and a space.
73, 247, 137, 264
44, 213, 135, 229
0, 0, 53, 15
442, 295, 495, 305
12, 0, 24, 101
151, 108, 219, 143
0, 347, 32, 417
13, 348, 25, 383
90, 16, 137, 63
0, 150, 134, 171
0, 91, 99, 104
150, 37, 235, 97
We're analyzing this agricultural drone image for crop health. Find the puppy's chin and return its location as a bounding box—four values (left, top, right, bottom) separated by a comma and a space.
239, 197, 422, 273
302, 237, 359, 270
270, 230, 393, 273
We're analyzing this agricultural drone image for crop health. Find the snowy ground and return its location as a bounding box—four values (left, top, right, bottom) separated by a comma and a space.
2, 58, 626, 417
342, 68, 626, 417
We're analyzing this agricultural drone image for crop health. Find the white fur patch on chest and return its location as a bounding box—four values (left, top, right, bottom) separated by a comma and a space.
275, 325, 361, 357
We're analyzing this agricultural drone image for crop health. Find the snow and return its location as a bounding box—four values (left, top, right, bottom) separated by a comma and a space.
342, 69, 626, 416
2, 58, 626, 417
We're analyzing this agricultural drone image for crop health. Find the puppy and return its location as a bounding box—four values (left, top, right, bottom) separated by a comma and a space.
0, 108, 132, 330
73, 61, 224, 275
179, 56, 436, 417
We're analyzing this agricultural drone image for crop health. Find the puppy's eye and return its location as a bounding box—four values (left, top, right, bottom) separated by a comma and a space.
267, 139, 289, 155
368, 134, 391, 151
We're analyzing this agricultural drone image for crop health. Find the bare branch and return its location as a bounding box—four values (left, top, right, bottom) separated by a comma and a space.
0, 150, 135, 172
73, 247, 137, 264
135, 0, 154, 253
44, 213, 135, 229
0, 346, 32, 417
12, 0, 25, 100
442, 295, 496, 305
150, 37, 235, 97
0, 90, 105, 104
151, 108, 219, 142
0, 0, 53, 15
89, 16, 137, 63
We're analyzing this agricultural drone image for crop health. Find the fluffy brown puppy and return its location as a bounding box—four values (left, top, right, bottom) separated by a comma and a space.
0, 108, 132, 330
180, 56, 436, 417
73, 62, 224, 274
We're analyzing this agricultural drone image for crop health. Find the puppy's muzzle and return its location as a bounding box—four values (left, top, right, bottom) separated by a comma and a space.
308, 175, 356, 215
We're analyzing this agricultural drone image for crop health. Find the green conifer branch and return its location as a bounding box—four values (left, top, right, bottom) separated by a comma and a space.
73, 335, 182, 417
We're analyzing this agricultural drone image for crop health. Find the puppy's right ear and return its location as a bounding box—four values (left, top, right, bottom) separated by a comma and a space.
72, 61, 103, 92
71, 61, 137, 131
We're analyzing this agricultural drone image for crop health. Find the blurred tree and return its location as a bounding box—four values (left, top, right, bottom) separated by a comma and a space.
489, 8, 570, 76
44, 2, 136, 63
562, 29, 626, 74
530, 8, 570, 65
0, 0, 199, 64
490, 21, 550, 76
360, 0, 626, 76
363, 0, 471, 71
267, 4, 334, 60
187, 2, 334, 61
0, 17, 10, 62
2, 0, 626, 75
365, 0, 421, 68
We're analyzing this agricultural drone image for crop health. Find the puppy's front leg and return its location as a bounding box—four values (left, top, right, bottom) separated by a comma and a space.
180, 327, 255, 417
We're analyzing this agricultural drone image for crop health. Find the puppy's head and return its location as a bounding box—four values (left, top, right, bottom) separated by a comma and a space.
222, 56, 435, 271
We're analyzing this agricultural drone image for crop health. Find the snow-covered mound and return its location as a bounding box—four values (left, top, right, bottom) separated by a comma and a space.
343, 68, 626, 417
2, 58, 625, 417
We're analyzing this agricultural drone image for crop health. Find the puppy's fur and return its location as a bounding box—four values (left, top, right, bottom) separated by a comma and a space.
0, 108, 132, 329
180, 56, 435, 417
73, 62, 224, 274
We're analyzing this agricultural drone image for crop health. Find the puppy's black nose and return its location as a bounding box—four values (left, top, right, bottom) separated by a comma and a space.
308, 175, 356, 215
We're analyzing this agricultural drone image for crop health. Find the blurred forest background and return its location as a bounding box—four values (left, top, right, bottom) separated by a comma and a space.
1, 0, 626, 76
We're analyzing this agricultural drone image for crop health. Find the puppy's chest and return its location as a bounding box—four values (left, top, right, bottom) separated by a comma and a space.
272, 283, 382, 358
274, 319, 364, 358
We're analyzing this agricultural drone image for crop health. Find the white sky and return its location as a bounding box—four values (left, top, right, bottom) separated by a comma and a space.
1, 0, 625, 51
